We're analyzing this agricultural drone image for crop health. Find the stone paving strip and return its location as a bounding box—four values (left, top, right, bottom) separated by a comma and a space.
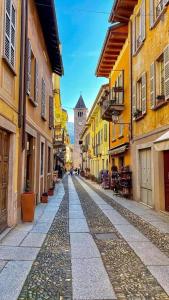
18, 176, 72, 300
0, 181, 65, 300
68, 176, 116, 300
82, 178, 169, 256
74, 177, 169, 300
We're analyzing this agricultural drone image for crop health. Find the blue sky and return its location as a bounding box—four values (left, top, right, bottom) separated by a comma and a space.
55, 0, 113, 122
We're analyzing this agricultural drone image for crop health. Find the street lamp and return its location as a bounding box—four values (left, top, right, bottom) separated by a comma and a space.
112, 111, 131, 135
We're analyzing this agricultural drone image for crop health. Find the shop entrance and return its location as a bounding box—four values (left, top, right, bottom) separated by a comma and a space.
164, 150, 169, 211
0, 129, 10, 232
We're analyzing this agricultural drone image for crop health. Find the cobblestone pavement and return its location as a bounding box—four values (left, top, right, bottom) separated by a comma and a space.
73, 177, 169, 300
1, 175, 169, 299
18, 176, 72, 300
80, 178, 169, 256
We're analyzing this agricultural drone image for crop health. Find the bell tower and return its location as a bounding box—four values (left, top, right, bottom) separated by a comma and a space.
73, 96, 87, 169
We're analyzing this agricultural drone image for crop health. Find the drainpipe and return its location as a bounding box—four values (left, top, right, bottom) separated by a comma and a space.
130, 20, 133, 141
18, 0, 25, 129
22, 0, 28, 150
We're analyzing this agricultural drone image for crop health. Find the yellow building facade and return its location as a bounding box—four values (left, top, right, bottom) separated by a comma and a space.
96, 23, 131, 173
130, 0, 169, 212
80, 85, 109, 179
0, 0, 21, 231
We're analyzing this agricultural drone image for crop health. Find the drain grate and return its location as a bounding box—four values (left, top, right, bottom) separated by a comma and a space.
95, 232, 120, 241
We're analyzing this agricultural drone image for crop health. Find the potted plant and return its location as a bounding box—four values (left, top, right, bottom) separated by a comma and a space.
133, 109, 142, 119
41, 192, 48, 203
21, 180, 35, 222
157, 95, 165, 101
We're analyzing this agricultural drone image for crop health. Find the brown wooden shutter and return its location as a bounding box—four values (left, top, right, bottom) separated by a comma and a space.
27, 39, 31, 95
164, 45, 169, 100
132, 81, 136, 118
149, 0, 154, 28
132, 18, 136, 55
41, 78, 46, 118
34, 59, 38, 104
49, 96, 54, 129
141, 0, 146, 42
150, 62, 156, 108
142, 72, 147, 114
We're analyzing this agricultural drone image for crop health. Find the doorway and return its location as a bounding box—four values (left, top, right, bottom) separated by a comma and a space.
25, 134, 34, 191
0, 129, 10, 232
164, 150, 169, 211
139, 148, 153, 207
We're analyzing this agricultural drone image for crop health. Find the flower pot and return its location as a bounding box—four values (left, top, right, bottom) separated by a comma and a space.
41, 194, 48, 203
21, 192, 35, 222
48, 189, 54, 196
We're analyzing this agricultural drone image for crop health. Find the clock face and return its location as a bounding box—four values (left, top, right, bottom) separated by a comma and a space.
79, 121, 83, 126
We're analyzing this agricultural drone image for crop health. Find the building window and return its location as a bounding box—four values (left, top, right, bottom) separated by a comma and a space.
104, 124, 107, 142
150, 0, 168, 27
112, 124, 116, 141
40, 142, 44, 176
41, 78, 46, 119
27, 40, 38, 104
156, 54, 165, 99
49, 96, 54, 129
48, 147, 51, 173
4, 0, 16, 67
150, 46, 169, 108
132, 0, 146, 54
133, 72, 147, 119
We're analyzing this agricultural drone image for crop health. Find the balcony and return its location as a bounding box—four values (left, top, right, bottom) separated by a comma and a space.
101, 97, 124, 121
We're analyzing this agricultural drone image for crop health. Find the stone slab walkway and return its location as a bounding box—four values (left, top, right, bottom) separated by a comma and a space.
77, 176, 169, 298
68, 176, 116, 300
0, 182, 65, 300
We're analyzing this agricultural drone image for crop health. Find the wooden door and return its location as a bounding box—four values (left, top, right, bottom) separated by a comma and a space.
164, 150, 169, 211
0, 129, 9, 232
140, 149, 153, 207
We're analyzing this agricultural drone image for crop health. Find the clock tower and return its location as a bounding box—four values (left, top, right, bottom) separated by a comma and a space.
73, 95, 87, 169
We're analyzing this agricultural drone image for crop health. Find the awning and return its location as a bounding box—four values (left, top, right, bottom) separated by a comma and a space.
154, 131, 169, 151
108, 143, 129, 156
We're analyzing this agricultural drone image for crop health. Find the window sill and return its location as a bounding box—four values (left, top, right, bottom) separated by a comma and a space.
112, 139, 116, 142
118, 135, 124, 140
150, 7, 167, 30
2, 56, 16, 76
152, 100, 168, 110
133, 113, 146, 121
29, 97, 38, 107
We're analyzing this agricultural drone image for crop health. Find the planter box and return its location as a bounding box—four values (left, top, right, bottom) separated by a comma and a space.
21, 192, 35, 222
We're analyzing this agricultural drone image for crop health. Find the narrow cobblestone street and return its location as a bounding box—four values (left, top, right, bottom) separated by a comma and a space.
0, 175, 169, 299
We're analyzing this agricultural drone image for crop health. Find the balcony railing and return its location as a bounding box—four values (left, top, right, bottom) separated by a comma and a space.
101, 96, 124, 121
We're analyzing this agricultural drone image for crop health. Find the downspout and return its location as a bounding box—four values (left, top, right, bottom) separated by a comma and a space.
130, 20, 133, 141
22, 0, 28, 150
18, 0, 25, 129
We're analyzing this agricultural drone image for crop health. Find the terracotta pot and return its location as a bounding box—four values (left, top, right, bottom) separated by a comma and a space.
41, 195, 48, 203
21, 192, 35, 222
48, 189, 54, 196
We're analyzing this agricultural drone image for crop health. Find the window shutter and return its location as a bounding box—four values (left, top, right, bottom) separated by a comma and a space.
49, 96, 54, 129
164, 45, 169, 100
132, 81, 136, 117
41, 78, 46, 118
142, 72, 147, 114
150, 62, 156, 108
132, 18, 136, 55
149, 0, 154, 28
118, 71, 124, 104
34, 59, 38, 103
141, 0, 146, 42
4, 1, 16, 67
27, 39, 31, 95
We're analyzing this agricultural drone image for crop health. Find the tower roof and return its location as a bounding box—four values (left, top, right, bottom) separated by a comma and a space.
75, 96, 87, 109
